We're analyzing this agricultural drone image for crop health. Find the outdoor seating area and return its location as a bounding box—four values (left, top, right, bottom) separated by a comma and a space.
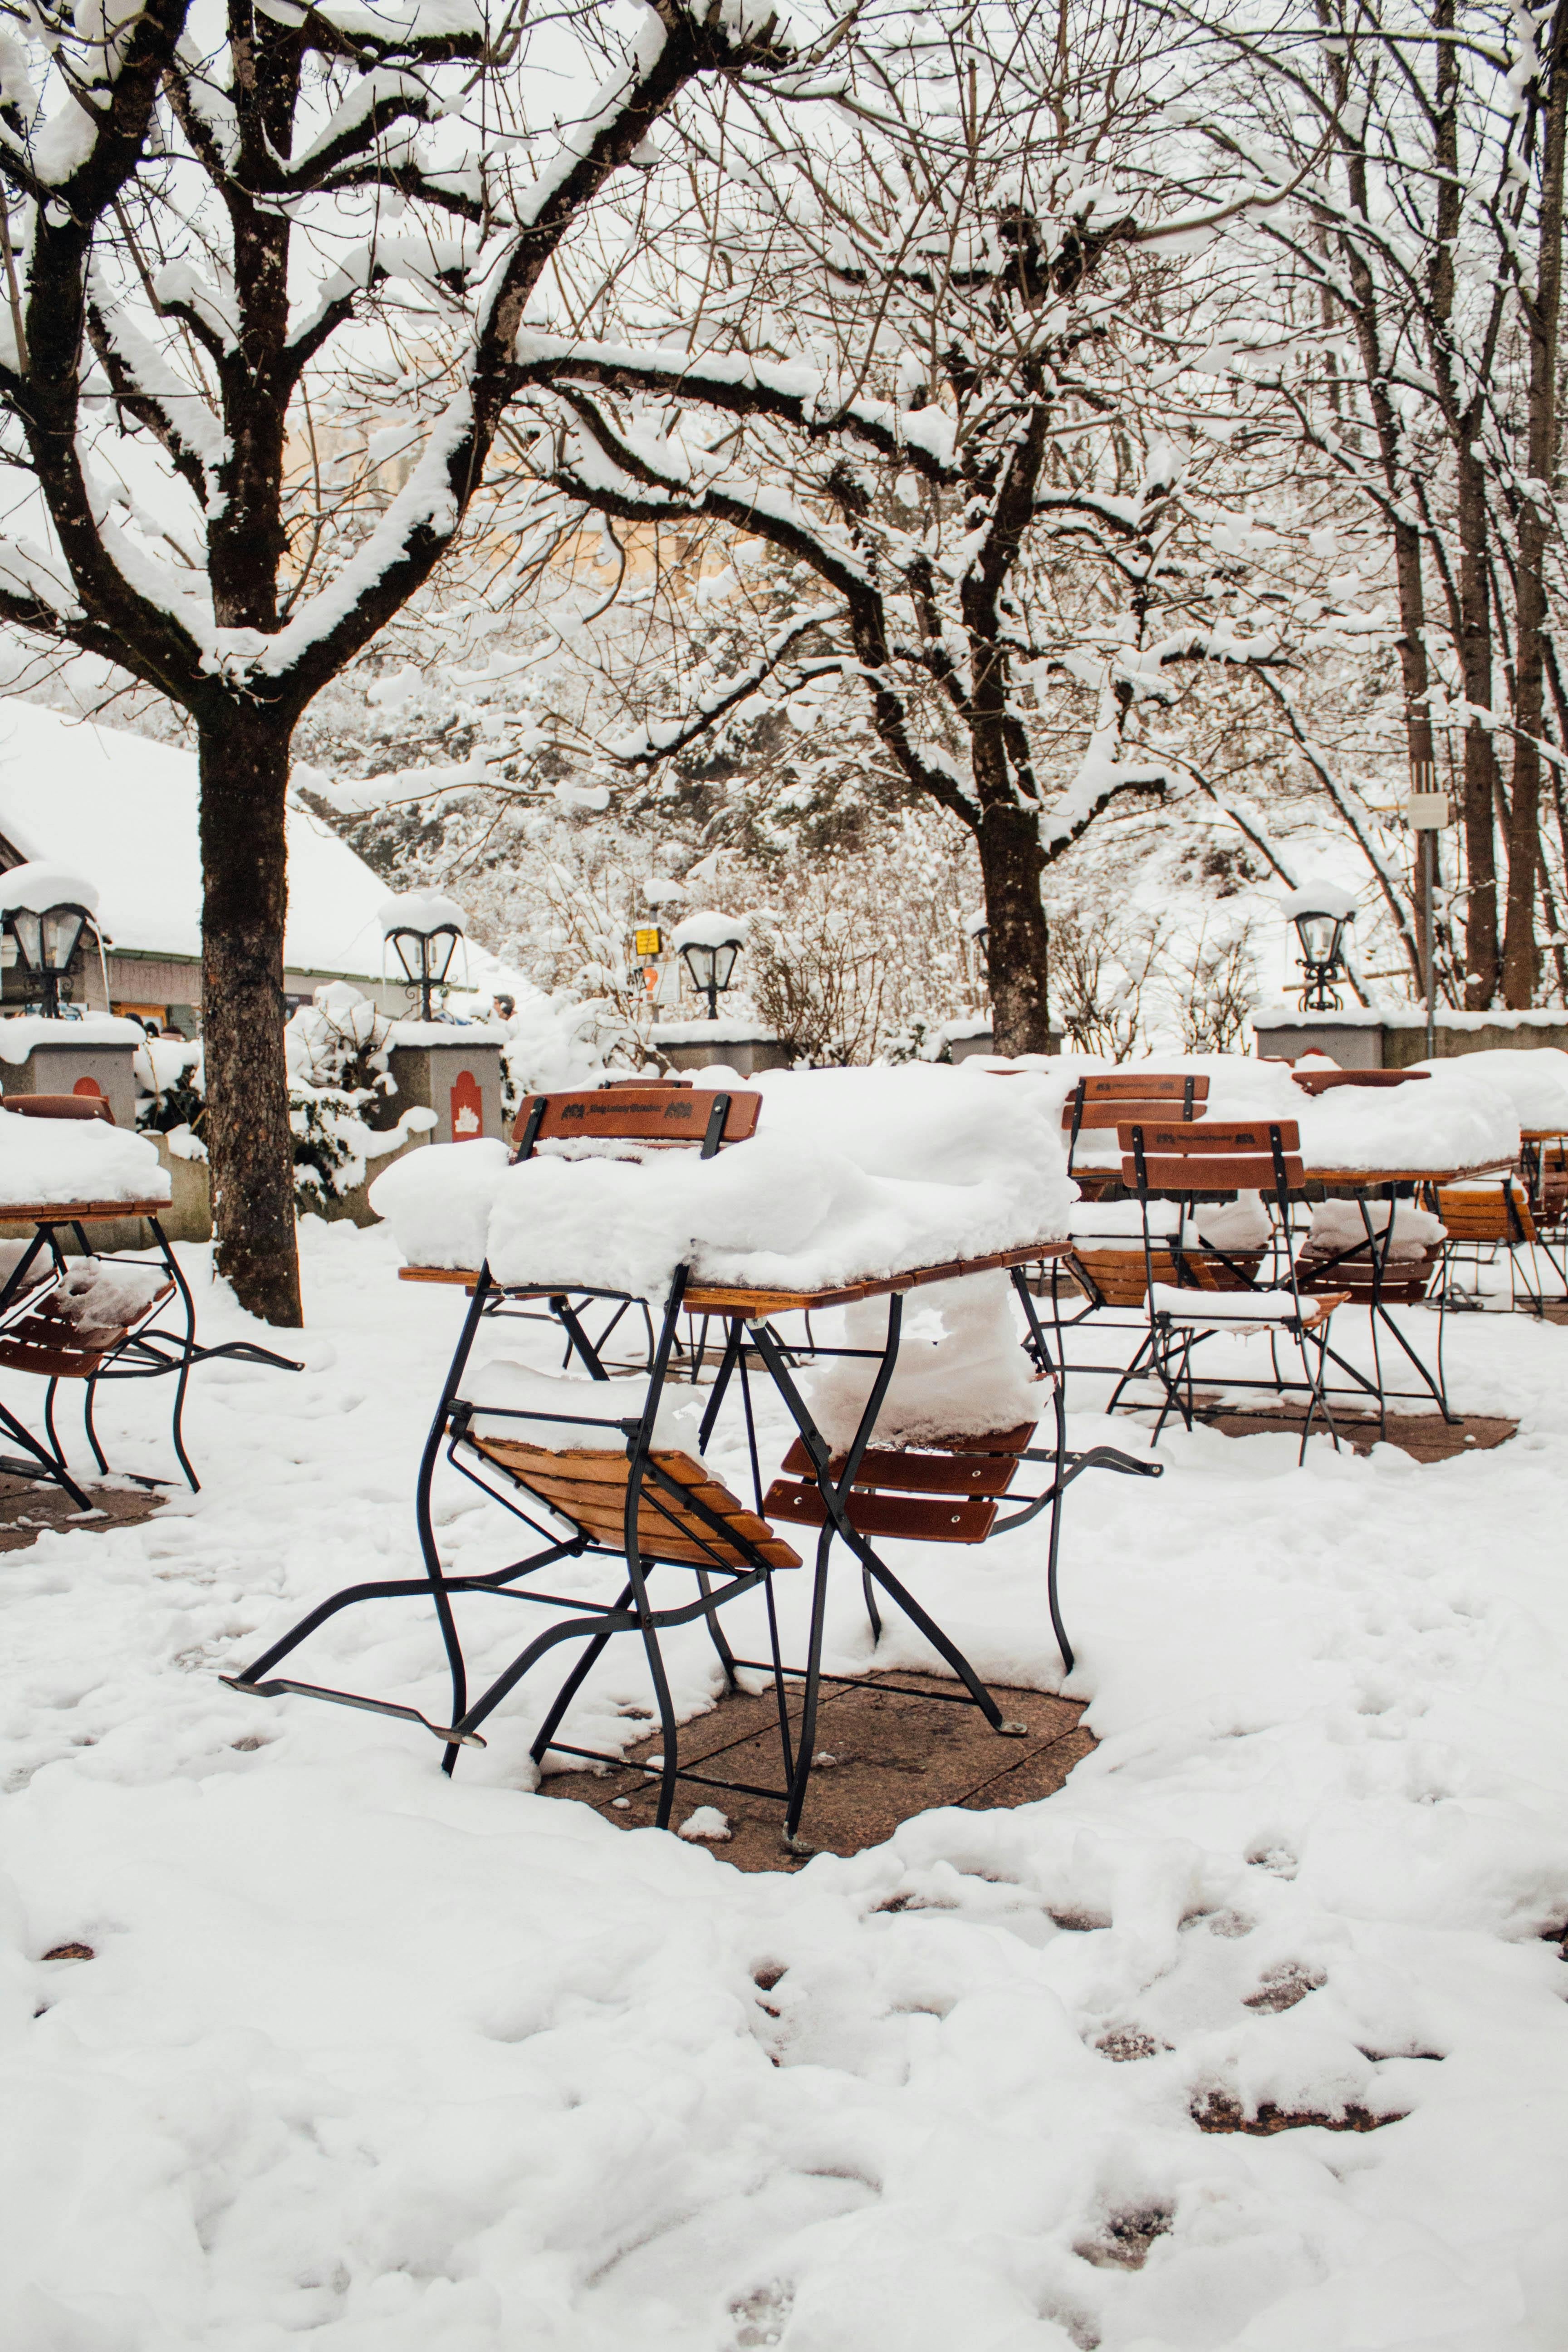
4, 1044, 1568, 2348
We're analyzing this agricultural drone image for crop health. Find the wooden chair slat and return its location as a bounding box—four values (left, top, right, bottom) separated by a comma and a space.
512, 1088, 760, 1151
762, 1477, 997, 1545
1121, 1153, 1305, 1194
1078, 1075, 1211, 1100
1063, 1101, 1211, 1132
1118, 1119, 1301, 1153
779, 1436, 1021, 1495
1436, 1185, 1538, 1245
471, 1436, 802, 1569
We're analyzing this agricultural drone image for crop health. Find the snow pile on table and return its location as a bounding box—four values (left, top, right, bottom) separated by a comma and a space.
372, 1065, 1076, 1297
1028, 1053, 1519, 1174
807, 1271, 1042, 1449
1409, 1045, 1568, 1132
0, 1105, 168, 1205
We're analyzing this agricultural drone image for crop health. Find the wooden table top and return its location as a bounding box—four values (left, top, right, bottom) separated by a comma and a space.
398, 1238, 1070, 1316
0, 1199, 171, 1222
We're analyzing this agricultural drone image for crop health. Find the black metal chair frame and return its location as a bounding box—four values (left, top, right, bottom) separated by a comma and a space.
0, 1213, 300, 1503
224, 1255, 1159, 1848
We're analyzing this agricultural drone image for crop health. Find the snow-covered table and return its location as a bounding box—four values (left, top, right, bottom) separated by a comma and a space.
233, 1073, 1154, 1848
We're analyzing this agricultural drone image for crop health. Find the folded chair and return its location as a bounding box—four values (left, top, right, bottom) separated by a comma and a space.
1106, 1117, 1348, 1458
1436, 1176, 1567, 1315
0, 1094, 300, 1495
225, 1083, 1160, 1847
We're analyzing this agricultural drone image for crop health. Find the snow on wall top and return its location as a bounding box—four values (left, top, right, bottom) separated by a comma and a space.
0, 700, 391, 976
1254, 1003, 1568, 1029
369, 1063, 1076, 1295
0, 860, 100, 915
0, 1013, 147, 1063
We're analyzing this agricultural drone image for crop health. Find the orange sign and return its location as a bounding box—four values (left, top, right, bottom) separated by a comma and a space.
72, 1076, 103, 1098
450, 1068, 484, 1142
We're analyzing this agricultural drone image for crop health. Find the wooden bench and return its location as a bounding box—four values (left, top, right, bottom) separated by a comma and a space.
763, 1424, 1034, 1546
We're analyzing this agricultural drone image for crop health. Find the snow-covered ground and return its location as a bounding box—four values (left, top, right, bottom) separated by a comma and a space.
3, 1220, 1567, 2351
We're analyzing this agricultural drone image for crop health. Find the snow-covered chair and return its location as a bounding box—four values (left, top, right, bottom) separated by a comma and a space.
1436, 1176, 1566, 1314
0, 1092, 298, 1495
1106, 1116, 1348, 1457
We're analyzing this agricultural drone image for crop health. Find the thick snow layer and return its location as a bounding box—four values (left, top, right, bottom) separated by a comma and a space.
0, 699, 392, 976
0, 1106, 168, 1205
0, 859, 100, 915
0, 1012, 145, 1064
378, 890, 467, 938
671, 907, 746, 951
1255, 1003, 1568, 1030
1149, 1282, 1308, 1327
652, 1019, 779, 1045
1408, 1047, 1568, 1132
1307, 1201, 1446, 1253
372, 1067, 1076, 1297
1279, 880, 1359, 921
370, 1137, 508, 1267
805, 1273, 1042, 1450
2, 1222, 1568, 2348
1039, 1053, 1519, 1175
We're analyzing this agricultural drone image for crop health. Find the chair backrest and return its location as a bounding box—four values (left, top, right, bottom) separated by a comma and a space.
512, 1085, 761, 1161
2, 1092, 116, 1126
1120, 1118, 1304, 1196
1063, 1073, 1208, 1153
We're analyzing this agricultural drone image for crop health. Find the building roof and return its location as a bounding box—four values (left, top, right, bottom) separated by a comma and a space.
0, 697, 390, 977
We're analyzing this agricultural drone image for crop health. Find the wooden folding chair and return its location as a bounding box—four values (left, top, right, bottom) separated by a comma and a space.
1436, 1176, 1566, 1314
0, 1094, 300, 1494
1107, 1117, 1348, 1458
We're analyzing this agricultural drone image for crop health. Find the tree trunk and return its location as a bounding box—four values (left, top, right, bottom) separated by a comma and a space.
199, 712, 303, 1327
976, 801, 1054, 1054
1455, 447, 1503, 1003
1504, 0, 1568, 1006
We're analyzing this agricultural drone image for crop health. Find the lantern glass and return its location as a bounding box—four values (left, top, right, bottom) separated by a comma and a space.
710, 938, 740, 992
680, 940, 718, 995
387, 928, 424, 985
41, 906, 86, 971
8, 907, 42, 969
1294, 909, 1341, 967
425, 925, 460, 986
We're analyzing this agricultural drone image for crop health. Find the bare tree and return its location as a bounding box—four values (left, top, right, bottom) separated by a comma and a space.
489, 0, 1298, 1053
0, 0, 791, 1318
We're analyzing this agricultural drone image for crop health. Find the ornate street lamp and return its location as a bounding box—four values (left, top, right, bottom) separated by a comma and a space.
1283, 882, 1356, 1011
0, 863, 100, 1018
379, 892, 467, 1021
674, 911, 744, 1020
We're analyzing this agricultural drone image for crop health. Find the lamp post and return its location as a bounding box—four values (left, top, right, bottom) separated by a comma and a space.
675, 914, 744, 1020
378, 893, 466, 1022
0, 865, 100, 1018
1284, 885, 1355, 1011
1405, 767, 1450, 1063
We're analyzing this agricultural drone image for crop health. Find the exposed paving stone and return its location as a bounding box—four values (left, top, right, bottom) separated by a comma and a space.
0, 1469, 166, 1551
1206, 1409, 1517, 1463
541, 1671, 1091, 1872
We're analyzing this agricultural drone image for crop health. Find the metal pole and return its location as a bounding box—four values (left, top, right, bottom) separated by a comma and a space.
1422, 828, 1436, 1063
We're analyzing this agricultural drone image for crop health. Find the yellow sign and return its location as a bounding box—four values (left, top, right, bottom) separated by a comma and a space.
633, 926, 663, 957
